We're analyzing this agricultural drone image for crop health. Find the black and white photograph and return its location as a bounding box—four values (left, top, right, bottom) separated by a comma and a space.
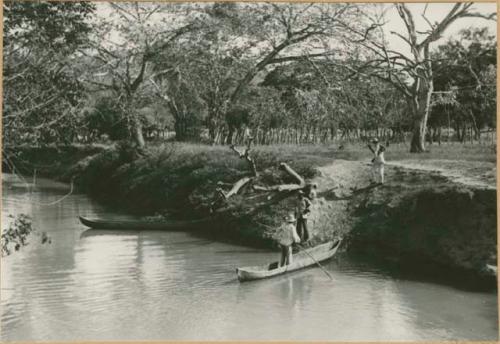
1, 1, 498, 341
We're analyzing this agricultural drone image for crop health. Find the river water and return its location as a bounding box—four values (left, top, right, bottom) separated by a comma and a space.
1, 174, 498, 341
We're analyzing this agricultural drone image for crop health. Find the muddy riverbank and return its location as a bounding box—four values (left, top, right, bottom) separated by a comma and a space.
310, 159, 497, 276
4, 143, 497, 276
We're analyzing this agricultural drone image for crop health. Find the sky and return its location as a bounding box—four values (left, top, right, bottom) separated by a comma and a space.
381, 3, 497, 53
94, 2, 497, 56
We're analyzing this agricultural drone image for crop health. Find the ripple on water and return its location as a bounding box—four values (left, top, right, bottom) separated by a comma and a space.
1, 174, 498, 341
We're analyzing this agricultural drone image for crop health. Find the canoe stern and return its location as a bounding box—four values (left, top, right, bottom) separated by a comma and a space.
236, 268, 248, 282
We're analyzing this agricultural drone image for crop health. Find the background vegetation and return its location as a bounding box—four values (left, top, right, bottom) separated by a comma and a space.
2, 2, 496, 272
3, 2, 497, 156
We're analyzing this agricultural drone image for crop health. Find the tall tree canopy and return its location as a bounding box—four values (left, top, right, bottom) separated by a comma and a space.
431, 27, 496, 141
78, 3, 204, 147
3, 1, 96, 146
149, 2, 374, 144
3, 2, 496, 150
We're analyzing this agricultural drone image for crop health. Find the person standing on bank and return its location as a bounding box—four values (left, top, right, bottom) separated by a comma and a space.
295, 190, 312, 242
367, 138, 386, 184
275, 213, 301, 267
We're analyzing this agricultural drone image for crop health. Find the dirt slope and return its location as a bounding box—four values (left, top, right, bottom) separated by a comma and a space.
307, 159, 497, 275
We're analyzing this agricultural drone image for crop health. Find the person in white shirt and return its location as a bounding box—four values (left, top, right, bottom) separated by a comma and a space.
275, 213, 301, 266
367, 138, 386, 184
243, 127, 253, 145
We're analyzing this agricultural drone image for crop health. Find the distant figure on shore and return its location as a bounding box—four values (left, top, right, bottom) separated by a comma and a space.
243, 127, 253, 145
295, 190, 312, 242
367, 138, 386, 184
275, 213, 301, 267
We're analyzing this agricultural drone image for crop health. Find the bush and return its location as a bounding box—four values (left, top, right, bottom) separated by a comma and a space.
74, 143, 322, 217
1, 214, 51, 256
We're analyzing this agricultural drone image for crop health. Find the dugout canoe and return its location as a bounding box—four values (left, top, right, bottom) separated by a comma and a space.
78, 216, 211, 231
236, 239, 342, 282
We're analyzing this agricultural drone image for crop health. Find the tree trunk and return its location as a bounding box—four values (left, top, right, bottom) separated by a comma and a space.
468, 110, 480, 141
174, 116, 187, 141
409, 79, 433, 153
410, 117, 427, 153
226, 126, 234, 145
208, 114, 217, 145
461, 124, 467, 143
134, 124, 145, 148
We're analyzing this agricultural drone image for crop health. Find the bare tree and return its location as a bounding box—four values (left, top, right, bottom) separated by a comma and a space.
343, 3, 495, 152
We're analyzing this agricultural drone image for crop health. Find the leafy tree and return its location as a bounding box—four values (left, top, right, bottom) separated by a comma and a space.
261, 58, 406, 143
85, 96, 130, 141
173, 3, 373, 144
81, 3, 201, 147
431, 28, 496, 141
1, 214, 50, 256
3, 1, 96, 147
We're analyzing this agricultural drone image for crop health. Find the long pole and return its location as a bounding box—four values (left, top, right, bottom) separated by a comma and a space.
297, 244, 333, 280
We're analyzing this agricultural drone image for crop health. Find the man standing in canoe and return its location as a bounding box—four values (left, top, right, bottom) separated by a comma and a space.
295, 190, 312, 242
275, 213, 301, 267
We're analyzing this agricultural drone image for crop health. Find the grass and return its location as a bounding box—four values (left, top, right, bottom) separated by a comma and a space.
4, 140, 496, 251
72, 142, 326, 216
3, 144, 106, 178
248, 141, 495, 164
95, 140, 495, 206
7, 141, 493, 213
389, 143, 495, 162
5, 141, 495, 215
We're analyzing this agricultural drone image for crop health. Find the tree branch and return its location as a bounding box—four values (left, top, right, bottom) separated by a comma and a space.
279, 162, 305, 187
268, 52, 334, 64
230, 138, 258, 177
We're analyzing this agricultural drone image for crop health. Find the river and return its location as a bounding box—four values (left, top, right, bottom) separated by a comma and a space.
1, 174, 498, 341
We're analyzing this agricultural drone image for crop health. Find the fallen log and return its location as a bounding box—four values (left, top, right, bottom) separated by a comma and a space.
212, 145, 309, 215
247, 190, 296, 215
253, 184, 303, 192
279, 162, 305, 186
212, 189, 294, 216
216, 181, 234, 187
210, 177, 251, 212
225, 177, 252, 198
252, 163, 306, 192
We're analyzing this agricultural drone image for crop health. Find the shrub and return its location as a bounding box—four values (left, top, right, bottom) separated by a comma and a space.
1, 214, 51, 256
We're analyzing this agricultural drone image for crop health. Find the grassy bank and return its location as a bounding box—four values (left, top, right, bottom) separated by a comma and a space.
5, 141, 494, 179
3, 142, 496, 269
66, 142, 332, 246
300, 141, 496, 163
3, 144, 107, 179
73, 143, 326, 213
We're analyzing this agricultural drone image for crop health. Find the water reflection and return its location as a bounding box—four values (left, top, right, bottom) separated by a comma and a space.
1, 174, 498, 341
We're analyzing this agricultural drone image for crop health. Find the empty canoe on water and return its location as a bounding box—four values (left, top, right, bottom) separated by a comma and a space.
78, 216, 211, 231
236, 239, 342, 282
